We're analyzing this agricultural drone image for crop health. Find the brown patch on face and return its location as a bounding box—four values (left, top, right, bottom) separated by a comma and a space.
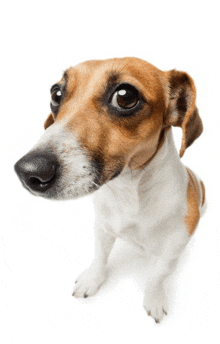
185, 168, 201, 235
50, 57, 168, 183
127, 129, 161, 169
129, 127, 169, 170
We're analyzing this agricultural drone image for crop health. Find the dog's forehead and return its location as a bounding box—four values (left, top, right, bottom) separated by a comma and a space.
63, 58, 165, 100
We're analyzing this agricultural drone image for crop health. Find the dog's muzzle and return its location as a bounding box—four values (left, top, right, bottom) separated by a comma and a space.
14, 123, 106, 199
14, 152, 60, 194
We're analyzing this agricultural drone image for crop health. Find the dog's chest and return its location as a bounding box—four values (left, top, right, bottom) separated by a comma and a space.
112, 188, 140, 232
94, 161, 188, 254
94, 174, 147, 244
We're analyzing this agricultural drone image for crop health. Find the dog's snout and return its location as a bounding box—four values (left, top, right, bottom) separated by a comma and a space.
14, 152, 59, 193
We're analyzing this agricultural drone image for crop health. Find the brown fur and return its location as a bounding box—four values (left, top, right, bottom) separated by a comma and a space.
51, 58, 167, 182
164, 70, 203, 157
185, 168, 202, 235
45, 57, 203, 183
200, 180, 206, 206
44, 113, 54, 129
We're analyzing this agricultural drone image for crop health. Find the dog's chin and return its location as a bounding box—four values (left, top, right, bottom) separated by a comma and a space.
39, 168, 123, 201
25, 181, 101, 201
18, 177, 99, 200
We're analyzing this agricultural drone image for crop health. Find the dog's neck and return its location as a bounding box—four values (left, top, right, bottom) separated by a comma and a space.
106, 128, 185, 193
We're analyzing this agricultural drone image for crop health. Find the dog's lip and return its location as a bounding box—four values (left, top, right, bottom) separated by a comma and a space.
22, 173, 100, 199
110, 169, 122, 180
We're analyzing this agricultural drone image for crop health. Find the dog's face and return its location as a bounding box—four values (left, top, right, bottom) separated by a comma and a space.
14, 57, 203, 200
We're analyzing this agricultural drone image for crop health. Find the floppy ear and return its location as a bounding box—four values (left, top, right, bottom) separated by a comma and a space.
44, 113, 54, 129
164, 70, 203, 157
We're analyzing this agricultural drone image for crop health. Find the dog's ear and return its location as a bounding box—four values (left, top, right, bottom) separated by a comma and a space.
164, 70, 203, 157
44, 113, 54, 130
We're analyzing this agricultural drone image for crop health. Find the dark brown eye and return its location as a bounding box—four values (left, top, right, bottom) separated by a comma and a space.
111, 84, 139, 110
51, 88, 62, 107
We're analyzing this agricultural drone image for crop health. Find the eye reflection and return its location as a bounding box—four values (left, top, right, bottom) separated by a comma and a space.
51, 89, 62, 107
111, 84, 139, 110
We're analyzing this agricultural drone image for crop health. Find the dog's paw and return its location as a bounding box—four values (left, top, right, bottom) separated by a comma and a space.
72, 264, 107, 298
143, 287, 168, 323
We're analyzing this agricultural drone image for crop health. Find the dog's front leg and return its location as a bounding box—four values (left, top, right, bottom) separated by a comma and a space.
143, 256, 173, 323
143, 232, 188, 323
72, 224, 116, 298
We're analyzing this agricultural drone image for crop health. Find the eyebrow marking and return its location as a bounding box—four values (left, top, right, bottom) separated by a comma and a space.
101, 71, 121, 100
95, 71, 122, 110
105, 71, 121, 90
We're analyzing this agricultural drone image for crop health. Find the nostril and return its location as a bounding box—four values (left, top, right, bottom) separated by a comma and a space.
29, 175, 55, 188
29, 177, 41, 186
14, 152, 59, 193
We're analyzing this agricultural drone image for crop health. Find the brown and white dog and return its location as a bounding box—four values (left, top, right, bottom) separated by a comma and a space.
14, 57, 206, 323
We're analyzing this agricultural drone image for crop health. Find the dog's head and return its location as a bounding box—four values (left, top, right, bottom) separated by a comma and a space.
14, 57, 203, 200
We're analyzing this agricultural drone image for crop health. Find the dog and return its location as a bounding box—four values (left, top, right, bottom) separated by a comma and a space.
14, 57, 206, 323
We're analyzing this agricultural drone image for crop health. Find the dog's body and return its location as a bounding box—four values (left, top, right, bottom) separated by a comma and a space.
14, 57, 206, 323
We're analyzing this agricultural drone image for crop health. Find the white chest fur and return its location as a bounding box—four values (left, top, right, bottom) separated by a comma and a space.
93, 129, 189, 254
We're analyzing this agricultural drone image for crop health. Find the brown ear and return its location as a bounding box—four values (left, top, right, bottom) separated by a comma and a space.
165, 70, 203, 157
44, 113, 54, 130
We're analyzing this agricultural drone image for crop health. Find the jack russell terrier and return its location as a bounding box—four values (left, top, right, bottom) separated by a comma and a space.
14, 57, 206, 323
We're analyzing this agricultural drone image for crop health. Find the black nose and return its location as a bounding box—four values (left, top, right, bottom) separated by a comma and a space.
14, 152, 59, 193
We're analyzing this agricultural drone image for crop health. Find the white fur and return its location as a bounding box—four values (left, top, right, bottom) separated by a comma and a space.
30, 121, 96, 199
73, 129, 205, 323
32, 123, 205, 322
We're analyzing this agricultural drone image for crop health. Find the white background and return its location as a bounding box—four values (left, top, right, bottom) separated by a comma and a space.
1, 1, 220, 343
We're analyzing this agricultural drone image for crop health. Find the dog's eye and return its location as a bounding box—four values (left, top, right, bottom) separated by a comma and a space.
111, 84, 139, 110
51, 89, 62, 107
